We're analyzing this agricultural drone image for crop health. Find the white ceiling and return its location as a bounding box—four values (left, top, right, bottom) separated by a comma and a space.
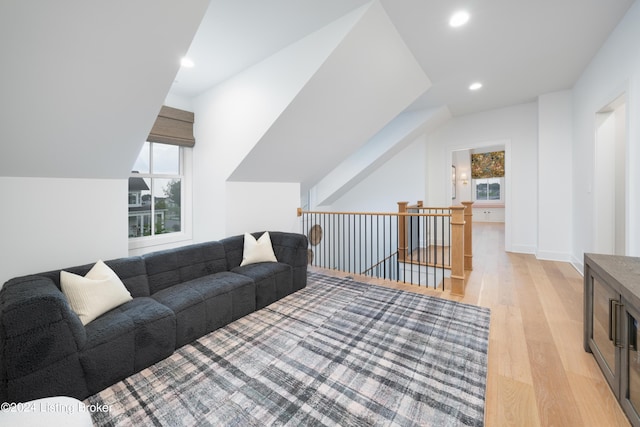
170, 0, 635, 116
227, 1, 431, 188
0, 0, 210, 179
170, 0, 370, 98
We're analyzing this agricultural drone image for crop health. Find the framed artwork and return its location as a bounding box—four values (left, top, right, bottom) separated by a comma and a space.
452, 165, 456, 199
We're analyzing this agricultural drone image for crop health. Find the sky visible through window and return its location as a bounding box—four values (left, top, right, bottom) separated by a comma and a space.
132, 142, 180, 197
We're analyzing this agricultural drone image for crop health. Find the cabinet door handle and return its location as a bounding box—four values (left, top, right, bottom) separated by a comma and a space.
610, 298, 616, 341
615, 301, 624, 348
630, 316, 638, 352
610, 299, 624, 348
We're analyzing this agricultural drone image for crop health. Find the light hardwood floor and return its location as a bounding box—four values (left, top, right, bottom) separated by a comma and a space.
310, 222, 630, 426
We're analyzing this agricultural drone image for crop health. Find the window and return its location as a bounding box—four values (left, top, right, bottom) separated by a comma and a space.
470, 149, 504, 203
128, 142, 183, 239
473, 178, 502, 201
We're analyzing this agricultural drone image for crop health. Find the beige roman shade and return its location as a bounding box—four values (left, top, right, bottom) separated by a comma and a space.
147, 105, 195, 147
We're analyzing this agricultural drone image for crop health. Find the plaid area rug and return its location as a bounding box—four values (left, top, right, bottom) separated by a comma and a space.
85, 273, 491, 426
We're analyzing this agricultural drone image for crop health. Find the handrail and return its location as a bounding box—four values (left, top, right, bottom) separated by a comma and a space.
361, 251, 399, 275
298, 209, 451, 217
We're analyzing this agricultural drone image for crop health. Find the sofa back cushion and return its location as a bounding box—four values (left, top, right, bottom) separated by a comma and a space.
143, 242, 227, 295
40, 257, 151, 298
220, 234, 245, 270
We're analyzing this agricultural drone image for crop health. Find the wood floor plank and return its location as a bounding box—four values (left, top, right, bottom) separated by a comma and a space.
499, 305, 534, 384
496, 376, 541, 427
549, 318, 602, 378
566, 371, 629, 426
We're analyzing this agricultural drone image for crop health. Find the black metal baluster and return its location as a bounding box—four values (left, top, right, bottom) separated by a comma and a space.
442, 212, 446, 291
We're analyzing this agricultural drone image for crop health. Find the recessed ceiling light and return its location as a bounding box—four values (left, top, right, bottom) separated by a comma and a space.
449, 10, 470, 27
469, 82, 483, 91
180, 57, 194, 68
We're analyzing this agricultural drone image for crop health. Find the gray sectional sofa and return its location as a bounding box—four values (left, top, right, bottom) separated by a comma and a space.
0, 231, 308, 404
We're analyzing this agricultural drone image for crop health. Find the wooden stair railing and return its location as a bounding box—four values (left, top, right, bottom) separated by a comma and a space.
298, 201, 473, 296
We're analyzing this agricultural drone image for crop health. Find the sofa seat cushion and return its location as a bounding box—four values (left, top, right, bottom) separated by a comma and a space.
81, 297, 175, 394
152, 271, 256, 348
232, 262, 293, 310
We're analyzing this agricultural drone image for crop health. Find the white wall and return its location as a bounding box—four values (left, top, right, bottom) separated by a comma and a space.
537, 91, 573, 261
0, 1, 208, 285
164, 92, 194, 113
452, 149, 472, 203
426, 102, 538, 253
327, 135, 427, 212
0, 177, 127, 285
312, 107, 449, 207
572, 0, 640, 269
189, 10, 359, 242
225, 182, 301, 237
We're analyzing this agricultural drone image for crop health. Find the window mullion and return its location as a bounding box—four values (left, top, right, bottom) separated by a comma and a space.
149, 143, 155, 237
149, 142, 154, 175
149, 178, 154, 237
145, 173, 182, 179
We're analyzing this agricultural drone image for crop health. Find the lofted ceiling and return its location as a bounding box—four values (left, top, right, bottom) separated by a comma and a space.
1, 0, 632, 186
226, 1, 431, 189
170, 0, 635, 116
0, 0, 210, 179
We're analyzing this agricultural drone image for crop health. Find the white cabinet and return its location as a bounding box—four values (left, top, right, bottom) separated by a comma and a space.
472, 207, 504, 222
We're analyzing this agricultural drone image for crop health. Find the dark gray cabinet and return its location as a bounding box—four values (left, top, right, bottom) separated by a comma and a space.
584, 253, 640, 427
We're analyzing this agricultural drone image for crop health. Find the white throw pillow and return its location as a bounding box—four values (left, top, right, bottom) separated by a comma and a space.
61, 260, 133, 325
240, 232, 278, 266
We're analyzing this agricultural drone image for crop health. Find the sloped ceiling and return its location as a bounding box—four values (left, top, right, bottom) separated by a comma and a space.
173, 0, 635, 117
227, 1, 430, 190
313, 107, 451, 206
193, 3, 371, 183
2, 0, 631, 197
178, 0, 633, 201
172, 0, 371, 98
0, 0, 209, 179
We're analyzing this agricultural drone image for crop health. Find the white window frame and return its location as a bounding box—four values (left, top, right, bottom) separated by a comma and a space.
128, 142, 192, 252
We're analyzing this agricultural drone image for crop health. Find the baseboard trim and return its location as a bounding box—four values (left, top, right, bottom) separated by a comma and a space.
535, 250, 573, 262
571, 256, 584, 276
509, 245, 536, 254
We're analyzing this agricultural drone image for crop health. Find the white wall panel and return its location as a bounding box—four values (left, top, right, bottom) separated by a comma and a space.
537, 91, 573, 261
0, 177, 127, 286
225, 182, 301, 237
572, 1, 640, 267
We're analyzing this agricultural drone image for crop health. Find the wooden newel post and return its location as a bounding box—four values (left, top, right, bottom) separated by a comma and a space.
461, 201, 474, 271
450, 206, 466, 296
397, 201, 409, 262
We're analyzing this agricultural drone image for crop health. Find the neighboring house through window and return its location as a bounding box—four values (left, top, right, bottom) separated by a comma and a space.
128, 142, 183, 238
